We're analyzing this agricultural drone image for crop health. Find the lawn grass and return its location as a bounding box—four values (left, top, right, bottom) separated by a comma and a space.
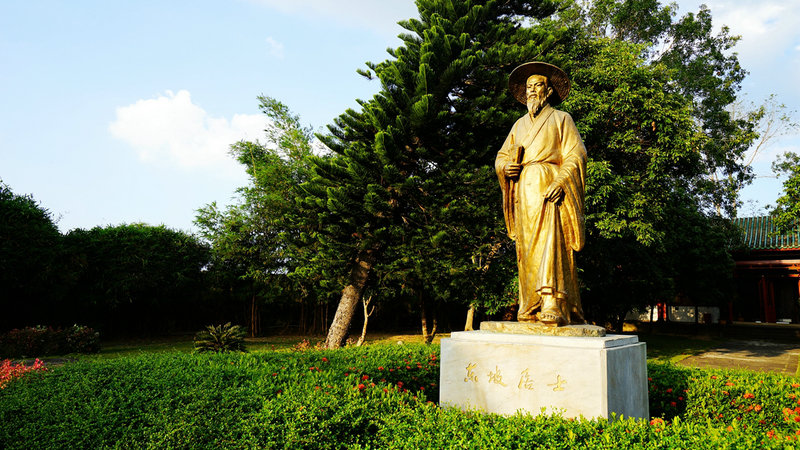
637, 333, 722, 363
58, 330, 708, 364
85, 332, 450, 360
91, 330, 700, 361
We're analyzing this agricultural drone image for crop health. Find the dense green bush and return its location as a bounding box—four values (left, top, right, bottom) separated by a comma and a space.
1, 346, 799, 448
0, 325, 99, 358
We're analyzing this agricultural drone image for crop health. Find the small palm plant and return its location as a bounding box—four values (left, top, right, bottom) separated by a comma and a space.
193, 323, 247, 353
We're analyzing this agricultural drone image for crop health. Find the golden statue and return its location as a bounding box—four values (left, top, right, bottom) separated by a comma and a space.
495, 62, 586, 326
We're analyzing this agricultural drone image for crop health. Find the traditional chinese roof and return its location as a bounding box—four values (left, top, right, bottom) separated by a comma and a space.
733, 216, 800, 250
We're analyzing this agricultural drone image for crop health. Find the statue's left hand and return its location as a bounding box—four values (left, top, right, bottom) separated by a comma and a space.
544, 183, 564, 203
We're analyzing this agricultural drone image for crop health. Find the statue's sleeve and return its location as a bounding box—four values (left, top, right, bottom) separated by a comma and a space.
496, 125, 517, 239
552, 112, 586, 251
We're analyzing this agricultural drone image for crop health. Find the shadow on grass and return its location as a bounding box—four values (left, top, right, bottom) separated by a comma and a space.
636, 333, 723, 363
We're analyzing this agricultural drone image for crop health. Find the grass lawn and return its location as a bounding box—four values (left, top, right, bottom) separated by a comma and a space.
80, 331, 451, 360
38, 329, 714, 364
637, 333, 722, 363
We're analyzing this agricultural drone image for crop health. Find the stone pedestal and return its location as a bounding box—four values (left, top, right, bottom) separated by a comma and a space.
439, 330, 648, 420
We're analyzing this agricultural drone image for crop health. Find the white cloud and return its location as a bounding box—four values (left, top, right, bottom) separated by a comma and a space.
247, 0, 418, 37
695, 0, 800, 64
109, 90, 264, 177
265, 36, 284, 59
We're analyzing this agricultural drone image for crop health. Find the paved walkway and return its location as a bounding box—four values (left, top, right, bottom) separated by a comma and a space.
678, 339, 800, 375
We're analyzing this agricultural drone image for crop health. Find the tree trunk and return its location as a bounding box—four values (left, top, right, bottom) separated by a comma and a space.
249, 294, 260, 337
324, 247, 378, 349
464, 304, 476, 331
356, 295, 374, 347
421, 294, 438, 344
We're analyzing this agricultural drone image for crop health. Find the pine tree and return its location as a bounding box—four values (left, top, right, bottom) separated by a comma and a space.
301, 0, 564, 348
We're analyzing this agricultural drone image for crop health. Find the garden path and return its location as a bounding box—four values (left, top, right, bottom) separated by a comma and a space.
678, 339, 800, 375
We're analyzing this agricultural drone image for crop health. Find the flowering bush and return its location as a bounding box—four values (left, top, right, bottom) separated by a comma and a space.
3, 346, 800, 448
0, 359, 47, 389
0, 325, 99, 358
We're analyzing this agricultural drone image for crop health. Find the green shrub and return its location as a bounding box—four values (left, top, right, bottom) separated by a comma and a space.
193, 322, 247, 353
0, 325, 99, 358
2, 345, 800, 448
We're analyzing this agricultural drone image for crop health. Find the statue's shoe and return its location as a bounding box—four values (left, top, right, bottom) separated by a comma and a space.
538, 296, 567, 326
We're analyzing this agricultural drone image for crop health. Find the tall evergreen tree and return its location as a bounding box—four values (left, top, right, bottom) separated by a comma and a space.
302, 0, 564, 347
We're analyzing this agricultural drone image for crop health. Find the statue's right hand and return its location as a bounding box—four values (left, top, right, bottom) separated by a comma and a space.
504, 163, 522, 179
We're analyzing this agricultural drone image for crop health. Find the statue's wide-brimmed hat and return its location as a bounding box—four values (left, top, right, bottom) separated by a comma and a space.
508, 62, 570, 106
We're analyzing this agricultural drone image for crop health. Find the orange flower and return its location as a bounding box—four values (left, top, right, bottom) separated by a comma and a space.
743, 393, 755, 399
755, 405, 762, 412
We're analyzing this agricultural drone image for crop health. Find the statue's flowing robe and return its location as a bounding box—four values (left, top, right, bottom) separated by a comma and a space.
495, 105, 587, 323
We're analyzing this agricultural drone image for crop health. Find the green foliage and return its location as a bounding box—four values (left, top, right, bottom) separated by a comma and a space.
3, 346, 800, 448
193, 323, 247, 353
195, 95, 325, 334
0, 325, 100, 358
771, 151, 800, 233
0, 181, 62, 330
61, 223, 211, 335
544, 1, 754, 326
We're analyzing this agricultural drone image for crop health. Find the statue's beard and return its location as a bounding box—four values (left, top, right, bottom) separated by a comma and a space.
527, 94, 546, 115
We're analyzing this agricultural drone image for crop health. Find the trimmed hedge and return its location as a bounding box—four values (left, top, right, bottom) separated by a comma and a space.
0, 325, 99, 358
1, 345, 799, 448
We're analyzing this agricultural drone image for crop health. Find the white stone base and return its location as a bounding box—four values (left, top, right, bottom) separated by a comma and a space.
439, 331, 648, 420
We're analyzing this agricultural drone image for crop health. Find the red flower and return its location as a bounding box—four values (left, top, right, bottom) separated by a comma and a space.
666, 388, 672, 393
743, 393, 755, 399
725, 382, 735, 387
678, 396, 684, 401
793, 383, 800, 388
378, 366, 384, 371
344, 372, 349, 377
362, 374, 370, 381
357, 383, 366, 391
670, 401, 677, 407
322, 357, 328, 363
767, 430, 776, 438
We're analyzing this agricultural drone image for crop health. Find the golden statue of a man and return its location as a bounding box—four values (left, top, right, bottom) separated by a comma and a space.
495, 62, 586, 326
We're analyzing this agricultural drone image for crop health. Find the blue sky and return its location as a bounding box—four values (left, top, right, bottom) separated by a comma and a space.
1, 0, 798, 233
